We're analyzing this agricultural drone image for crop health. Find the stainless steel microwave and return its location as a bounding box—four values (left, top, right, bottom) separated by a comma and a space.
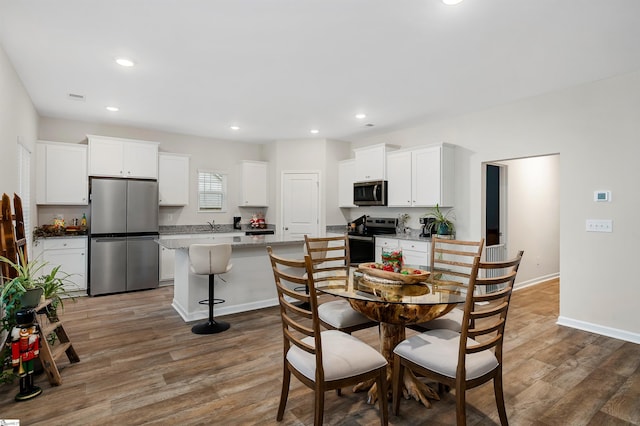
353, 180, 388, 206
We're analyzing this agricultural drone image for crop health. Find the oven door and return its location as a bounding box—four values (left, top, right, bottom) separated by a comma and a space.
348, 235, 375, 265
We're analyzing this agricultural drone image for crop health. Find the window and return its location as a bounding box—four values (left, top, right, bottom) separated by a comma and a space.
198, 170, 227, 212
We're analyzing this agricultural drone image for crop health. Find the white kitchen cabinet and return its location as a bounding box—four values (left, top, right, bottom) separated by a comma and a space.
386, 150, 412, 207
386, 143, 455, 207
399, 239, 430, 267
33, 237, 88, 293
88, 134, 159, 179
353, 144, 397, 182
375, 237, 430, 267
159, 152, 190, 206
338, 159, 356, 208
239, 161, 268, 207
36, 141, 88, 205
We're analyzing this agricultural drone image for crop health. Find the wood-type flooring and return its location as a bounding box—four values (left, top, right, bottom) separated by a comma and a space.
1, 278, 639, 425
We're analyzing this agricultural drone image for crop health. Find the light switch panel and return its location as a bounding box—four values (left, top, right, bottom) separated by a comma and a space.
586, 219, 613, 232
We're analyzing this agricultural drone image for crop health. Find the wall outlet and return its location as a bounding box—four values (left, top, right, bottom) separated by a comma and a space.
586, 219, 612, 233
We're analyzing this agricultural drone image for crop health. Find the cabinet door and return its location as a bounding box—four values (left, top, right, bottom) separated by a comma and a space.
36, 142, 88, 205
400, 240, 430, 267
159, 246, 175, 281
412, 146, 441, 206
386, 151, 412, 207
374, 237, 398, 263
354, 145, 386, 181
240, 161, 268, 207
124, 142, 158, 179
88, 136, 124, 177
338, 159, 356, 208
159, 153, 190, 206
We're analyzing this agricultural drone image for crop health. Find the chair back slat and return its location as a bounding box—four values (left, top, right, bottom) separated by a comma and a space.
459, 251, 524, 367
429, 237, 485, 288
267, 246, 324, 375
304, 235, 350, 285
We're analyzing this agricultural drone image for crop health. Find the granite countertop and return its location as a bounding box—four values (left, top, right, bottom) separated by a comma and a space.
156, 234, 305, 249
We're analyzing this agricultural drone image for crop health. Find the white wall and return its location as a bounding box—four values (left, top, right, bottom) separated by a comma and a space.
501, 155, 560, 286
38, 117, 264, 227
264, 138, 352, 234
0, 45, 38, 205
351, 71, 640, 342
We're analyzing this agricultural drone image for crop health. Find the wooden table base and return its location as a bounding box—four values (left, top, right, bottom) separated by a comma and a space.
354, 323, 440, 408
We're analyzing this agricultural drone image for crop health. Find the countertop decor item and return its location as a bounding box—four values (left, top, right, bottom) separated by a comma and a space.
422, 204, 455, 236
396, 213, 410, 234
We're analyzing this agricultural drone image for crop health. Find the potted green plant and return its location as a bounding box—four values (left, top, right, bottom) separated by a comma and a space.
423, 204, 455, 237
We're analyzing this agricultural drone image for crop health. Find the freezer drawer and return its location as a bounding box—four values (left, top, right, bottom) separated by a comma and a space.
127, 236, 159, 291
90, 237, 127, 295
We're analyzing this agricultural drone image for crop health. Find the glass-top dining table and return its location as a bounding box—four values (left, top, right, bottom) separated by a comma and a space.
316, 267, 467, 408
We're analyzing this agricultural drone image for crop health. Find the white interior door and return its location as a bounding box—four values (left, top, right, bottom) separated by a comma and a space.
282, 172, 320, 239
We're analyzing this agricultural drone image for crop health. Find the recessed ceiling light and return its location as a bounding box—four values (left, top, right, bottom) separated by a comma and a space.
355, 113, 367, 119
115, 57, 135, 67
230, 126, 240, 131
310, 129, 319, 134
106, 106, 119, 112
442, 0, 464, 4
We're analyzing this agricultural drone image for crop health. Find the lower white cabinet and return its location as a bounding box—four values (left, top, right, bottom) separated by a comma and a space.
375, 237, 430, 267
33, 237, 88, 293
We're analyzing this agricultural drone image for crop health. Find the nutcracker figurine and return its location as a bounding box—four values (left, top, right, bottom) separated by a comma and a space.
11, 309, 43, 401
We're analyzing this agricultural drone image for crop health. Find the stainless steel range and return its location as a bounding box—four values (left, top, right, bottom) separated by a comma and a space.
347, 216, 397, 265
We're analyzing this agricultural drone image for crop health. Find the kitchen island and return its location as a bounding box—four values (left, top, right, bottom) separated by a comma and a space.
156, 234, 306, 322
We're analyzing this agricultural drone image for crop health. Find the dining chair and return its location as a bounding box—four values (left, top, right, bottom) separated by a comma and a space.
267, 246, 389, 426
304, 235, 379, 334
409, 237, 485, 332
392, 251, 524, 426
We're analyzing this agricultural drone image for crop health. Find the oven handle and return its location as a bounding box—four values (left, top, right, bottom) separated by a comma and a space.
348, 235, 374, 242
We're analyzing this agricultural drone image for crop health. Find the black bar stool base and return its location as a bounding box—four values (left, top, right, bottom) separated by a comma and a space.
191, 320, 230, 334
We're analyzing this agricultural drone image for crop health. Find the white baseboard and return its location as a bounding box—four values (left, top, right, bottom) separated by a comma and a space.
513, 272, 559, 291
556, 316, 640, 345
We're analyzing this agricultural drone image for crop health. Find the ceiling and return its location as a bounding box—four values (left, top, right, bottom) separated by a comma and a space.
2, 0, 640, 144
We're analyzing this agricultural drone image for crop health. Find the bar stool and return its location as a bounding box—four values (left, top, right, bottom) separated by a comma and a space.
189, 244, 233, 334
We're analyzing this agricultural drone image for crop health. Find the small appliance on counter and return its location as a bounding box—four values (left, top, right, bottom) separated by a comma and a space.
233, 216, 242, 230
419, 217, 437, 237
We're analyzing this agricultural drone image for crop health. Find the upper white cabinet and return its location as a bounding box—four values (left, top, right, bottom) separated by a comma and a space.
338, 159, 356, 208
386, 150, 413, 207
159, 152, 190, 206
353, 144, 397, 182
239, 161, 268, 207
36, 141, 88, 205
386, 143, 455, 207
88, 135, 159, 179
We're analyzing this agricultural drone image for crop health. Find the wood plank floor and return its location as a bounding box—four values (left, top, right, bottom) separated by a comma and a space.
1, 279, 639, 425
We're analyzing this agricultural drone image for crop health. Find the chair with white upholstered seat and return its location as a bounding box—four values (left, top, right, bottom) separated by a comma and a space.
267, 246, 388, 426
188, 244, 233, 334
392, 251, 524, 426
304, 234, 379, 334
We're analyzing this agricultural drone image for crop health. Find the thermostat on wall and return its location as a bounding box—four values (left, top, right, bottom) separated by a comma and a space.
594, 190, 611, 202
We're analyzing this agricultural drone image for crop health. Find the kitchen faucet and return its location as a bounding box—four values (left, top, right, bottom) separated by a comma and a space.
207, 220, 215, 231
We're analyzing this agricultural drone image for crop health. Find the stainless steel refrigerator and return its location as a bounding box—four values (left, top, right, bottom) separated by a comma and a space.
89, 178, 159, 296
